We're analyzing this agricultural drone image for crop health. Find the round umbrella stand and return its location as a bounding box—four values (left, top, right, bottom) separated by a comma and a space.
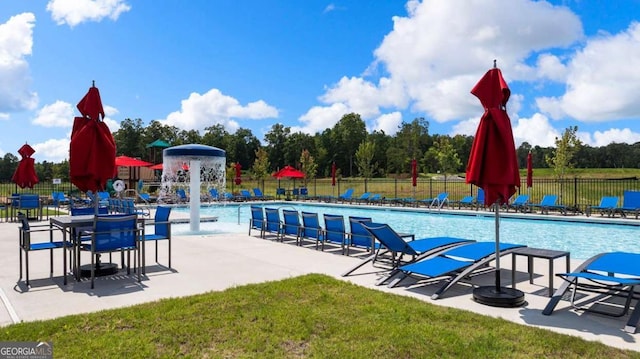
473, 287, 525, 308
79, 256, 119, 277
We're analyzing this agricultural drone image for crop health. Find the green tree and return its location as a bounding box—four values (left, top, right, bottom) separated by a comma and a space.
299, 149, 317, 186
545, 126, 582, 180
434, 137, 462, 180
264, 123, 290, 170
113, 118, 145, 157
252, 147, 271, 181
331, 113, 367, 177
355, 140, 377, 179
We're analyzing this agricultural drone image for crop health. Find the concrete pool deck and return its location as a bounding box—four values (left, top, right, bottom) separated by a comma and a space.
0, 212, 638, 352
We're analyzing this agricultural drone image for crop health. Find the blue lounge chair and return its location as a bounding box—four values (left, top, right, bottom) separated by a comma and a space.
264, 207, 283, 240
300, 211, 324, 248
322, 214, 348, 253
529, 194, 567, 215
453, 195, 475, 209
347, 216, 374, 255
389, 241, 526, 299
354, 192, 371, 204
208, 188, 220, 201
249, 206, 265, 237
342, 222, 474, 284
281, 209, 301, 242
253, 187, 272, 200
239, 189, 254, 201
337, 188, 355, 203
505, 194, 529, 212
543, 252, 640, 333
140, 206, 172, 272
618, 190, 640, 219
586, 196, 619, 217
367, 194, 382, 204
418, 192, 448, 209
176, 189, 188, 203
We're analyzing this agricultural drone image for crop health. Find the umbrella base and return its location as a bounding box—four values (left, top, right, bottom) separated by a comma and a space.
79, 263, 119, 277
473, 286, 525, 307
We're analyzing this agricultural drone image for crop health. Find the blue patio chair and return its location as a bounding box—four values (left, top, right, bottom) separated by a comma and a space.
618, 190, 640, 219
264, 207, 283, 240
342, 222, 474, 285
367, 194, 382, 204
337, 188, 354, 203
388, 241, 526, 299
354, 192, 371, 204
18, 212, 72, 286
529, 194, 566, 215
239, 189, 253, 201
276, 188, 286, 199
253, 188, 272, 200
140, 206, 172, 272
505, 194, 529, 212
299, 187, 309, 200
418, 192, 448, 209
281, 209, 302, 242
208, 188, 220, 202
453, 195, 475, 209
543, 252, 640, 333
347, 216, 375, 255
322, 214, 348, 254
299, 211, 324, 248
586, 196, 619, 217
249, 206, 265, 237
175, 188, 188, 203
81, 214, 140, 289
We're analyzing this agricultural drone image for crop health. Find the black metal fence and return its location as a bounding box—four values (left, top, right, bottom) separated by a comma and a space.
4, 177, 640, 213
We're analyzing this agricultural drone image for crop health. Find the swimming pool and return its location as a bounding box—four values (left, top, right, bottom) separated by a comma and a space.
173, 202, 640, 260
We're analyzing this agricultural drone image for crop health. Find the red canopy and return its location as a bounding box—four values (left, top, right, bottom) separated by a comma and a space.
466, 67, 520, 206
331, 162, 336, 186
273, 165, 305, 179
411, 159, 417, 187
115, 155, 153, 167
11, 144, 38, 189
69, 83, 116, 193
526, 151, 533, 188
235, 163, 242, 185
149, 163, 163, 170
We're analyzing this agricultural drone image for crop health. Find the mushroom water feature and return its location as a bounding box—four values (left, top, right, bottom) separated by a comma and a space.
158, 144, 226, 232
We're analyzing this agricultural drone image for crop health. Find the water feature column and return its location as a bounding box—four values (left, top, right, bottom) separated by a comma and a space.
190, 159, 201, 232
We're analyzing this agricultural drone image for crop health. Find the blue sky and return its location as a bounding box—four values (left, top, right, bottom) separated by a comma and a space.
2, 0, 640, 163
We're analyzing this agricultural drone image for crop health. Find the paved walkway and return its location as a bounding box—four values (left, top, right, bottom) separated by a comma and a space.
1, 214, 639, 352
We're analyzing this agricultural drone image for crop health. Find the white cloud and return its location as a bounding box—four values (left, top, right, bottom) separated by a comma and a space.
32, 100, 74, 127
0, 13, 38, 112
583, 128, 640, 147
32, 138, 70, 162
451, 117, 480, 137
371, 112, 402, 135
323, 4, 336, 14
160, 88, 278, 133
536, 53, 568, 82
46, 0, 131, 27
103, 105, 120, 132
537, 22, 640, 122
512, 113, 560, 147
294, 102, 348, 134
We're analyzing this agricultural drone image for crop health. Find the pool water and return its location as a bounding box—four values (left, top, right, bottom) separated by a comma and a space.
173, 202, 640, 260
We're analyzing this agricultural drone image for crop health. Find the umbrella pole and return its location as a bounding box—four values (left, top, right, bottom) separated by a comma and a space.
494, 199, 501, 292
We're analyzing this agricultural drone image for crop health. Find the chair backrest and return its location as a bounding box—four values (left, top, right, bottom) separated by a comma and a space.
477, 188, 485, 203
623, 190, 640, 208
323, 214, 345, 244
587, 252, 640, 277
300, 187, 308, 196
176, 189, 187, 200
540, 195, 558, 206
154, 206, 172, 237
253, 188, 264, 197
18, 194, 39, 210
71, 206, 108, 215
459, 195, 474, 203
264, 208, 281, 232
92, 214, 138, 252
209, 188, 219, 199
358, 193, 371, 200
599, 196, 618, 208
276, 188, 286, 196
340, 188, 354, 199
436, 192, 448, 202
362, 222, 417, 255
349, 216, 373, 248
240, 189, 252, 198
292, 188, 300, 196
301, 211, 321, 238
512, 194, 529, 205
97, 191, 110, 200
282, 209, 300, 236
250, 206, 265, 229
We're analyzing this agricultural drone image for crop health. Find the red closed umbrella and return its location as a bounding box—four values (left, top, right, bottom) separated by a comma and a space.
235, 163, 242, 185
526, 151, 533, 189
11, 143, 39, 188
331, 162, 336, 186
466, 62, 523, 306
69, 82, 116, 193
411, 159, 417, 187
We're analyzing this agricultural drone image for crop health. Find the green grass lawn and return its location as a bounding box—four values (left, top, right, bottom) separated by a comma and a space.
0, 274, 637, 358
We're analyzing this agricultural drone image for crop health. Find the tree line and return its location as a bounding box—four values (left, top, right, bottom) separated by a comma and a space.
1, 114, 638, 183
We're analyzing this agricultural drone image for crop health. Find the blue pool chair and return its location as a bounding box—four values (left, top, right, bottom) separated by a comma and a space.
264, 207, 283, 240
249, 206, 265, 237
300, 211, 323, 248
529, 194, 566, 215
586, 196, 619, 217
322, 214, 348, 253
239, 189, 254, 201
367, 194, 382, 204
543, 252, 640, 333
505, 194, 529, 212
419, 192, 448, 209
337, 188, 354, 203
342, 222, 474, 285
354, 192, 371, 204
253, 187, 272, 200
176, 189, 188, 203
281, 209, 302, 242
618, 190, 640, 219
140, 206, 172, 272
347, 216, 374, 255
389, 241, 526, 299
453, 195, 475, 209
208, 188, 220, 201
